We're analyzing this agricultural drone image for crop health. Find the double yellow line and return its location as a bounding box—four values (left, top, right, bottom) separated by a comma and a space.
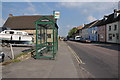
68, 46, 85, 64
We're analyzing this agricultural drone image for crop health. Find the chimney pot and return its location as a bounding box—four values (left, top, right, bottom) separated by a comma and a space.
103, 15, 108, 20
9, 14, 13, 17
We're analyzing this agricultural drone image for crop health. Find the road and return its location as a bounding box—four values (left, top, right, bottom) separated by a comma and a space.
66, 41, 119, 78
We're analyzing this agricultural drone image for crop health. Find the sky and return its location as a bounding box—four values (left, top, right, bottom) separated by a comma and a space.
1, 1, 119, 36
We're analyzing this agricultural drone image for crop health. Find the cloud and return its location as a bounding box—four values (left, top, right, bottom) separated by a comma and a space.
6, 0, 37, 15
26, 7, 36, 12
42, 3, 53, 11
66, 25, 76, 28
59, 2, 84, 8
0, 18, 6, 27
2, 19, 5, 24
87, 16, 96, 22
2, 0, 119, 2
24, 0, 36, 13
26, 2, 36, 13
58, 2, 118, 12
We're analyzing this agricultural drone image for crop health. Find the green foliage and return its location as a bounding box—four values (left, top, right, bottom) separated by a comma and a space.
12, 59, 21, 63
2, 59, 21, 65
68, 27, 78, 37
15, 49, 33, 59
2, 49, 33, 65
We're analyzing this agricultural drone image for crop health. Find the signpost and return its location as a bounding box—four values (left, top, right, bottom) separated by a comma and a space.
53, 11, 60, 19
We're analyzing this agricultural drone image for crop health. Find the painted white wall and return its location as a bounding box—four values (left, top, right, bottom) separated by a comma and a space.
118, 20, 120, 44
106, 21, 119, 44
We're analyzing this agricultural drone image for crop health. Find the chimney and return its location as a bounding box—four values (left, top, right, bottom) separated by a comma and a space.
103, 15, 108, 20
9, 14, 13, 17
82, 24, 86, 27
116, 10, 120, 16
114, 9, 117, 13
114, 9, 119, 18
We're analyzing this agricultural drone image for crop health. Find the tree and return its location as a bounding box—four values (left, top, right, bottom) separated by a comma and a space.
68, 27, 78, 37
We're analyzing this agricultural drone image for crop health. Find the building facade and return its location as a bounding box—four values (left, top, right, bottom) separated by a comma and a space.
88, 26, 98, 41
106, 9, 120, 44
88, 20, 100, 41
106, 22, 119, 43
98, 25, 106, 42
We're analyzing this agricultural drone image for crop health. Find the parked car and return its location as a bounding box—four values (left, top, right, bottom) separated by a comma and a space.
69, 38, 74, 41
63, 38, 67, 41
85, 39, 91, 43
80, 38, 91, 43
75, 36, 82, 41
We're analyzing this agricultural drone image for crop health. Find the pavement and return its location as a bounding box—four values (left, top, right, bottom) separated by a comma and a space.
2, 41, 80, 78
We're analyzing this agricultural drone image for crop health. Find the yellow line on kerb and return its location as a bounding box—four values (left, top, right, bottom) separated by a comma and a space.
68, 46, 85, 64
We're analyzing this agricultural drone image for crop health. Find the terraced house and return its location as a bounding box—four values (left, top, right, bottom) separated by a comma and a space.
97, 16, 109, 43
106, 9, 120, 44
88, 20, 101, 42
82, 20, 98, 40
74, 25, 83, 37
72, 9, 120, 44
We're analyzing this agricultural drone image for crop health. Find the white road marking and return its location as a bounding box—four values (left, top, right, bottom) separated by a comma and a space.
67, 46, 85, 64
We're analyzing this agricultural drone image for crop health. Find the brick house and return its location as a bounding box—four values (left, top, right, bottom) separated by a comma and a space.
97, 18, 107, 42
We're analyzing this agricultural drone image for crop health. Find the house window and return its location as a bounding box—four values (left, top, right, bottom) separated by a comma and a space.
47, 34, 51, 38
10, 31, 14, 34
29, 33, 33, 36
114, 25, 117, 30
108, 34, 112, 40
113, 34, 115, 37
116, 33, 119, 40
100, 35, 103, 39
17, 32, 22, 35
5, 31, 10, 34
109, 26, 111, 31
95, 31, 97, 34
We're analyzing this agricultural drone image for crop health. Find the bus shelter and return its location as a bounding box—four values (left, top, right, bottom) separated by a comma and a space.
34, 16, 58, 59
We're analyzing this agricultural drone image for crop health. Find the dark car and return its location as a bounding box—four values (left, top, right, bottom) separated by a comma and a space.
63, 38, 67, 41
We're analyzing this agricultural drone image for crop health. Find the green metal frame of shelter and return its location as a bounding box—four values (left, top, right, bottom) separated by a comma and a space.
34, 16, 58, 59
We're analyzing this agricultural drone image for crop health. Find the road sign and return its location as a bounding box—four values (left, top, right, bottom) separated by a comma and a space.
53, 11, 60, 19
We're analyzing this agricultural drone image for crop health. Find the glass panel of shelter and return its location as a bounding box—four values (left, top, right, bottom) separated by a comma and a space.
37, 24, 54, 45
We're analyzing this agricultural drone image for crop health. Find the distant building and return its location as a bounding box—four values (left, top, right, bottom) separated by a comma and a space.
3, 14, 57, 43
88, 20, 100, 41
74, 25, 83, 37
82, 20, 98, 40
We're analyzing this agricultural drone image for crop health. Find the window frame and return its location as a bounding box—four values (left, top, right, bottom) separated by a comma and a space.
114, 25, 117, 31
109, 26, 111, 31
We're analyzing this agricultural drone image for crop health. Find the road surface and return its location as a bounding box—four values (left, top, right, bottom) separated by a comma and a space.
66, 41, 119, 78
